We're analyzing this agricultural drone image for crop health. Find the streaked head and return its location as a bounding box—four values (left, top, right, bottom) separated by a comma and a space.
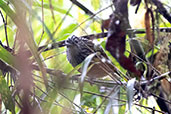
65, 35, 80, 47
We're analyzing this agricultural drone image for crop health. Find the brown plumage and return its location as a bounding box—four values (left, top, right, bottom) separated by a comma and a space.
65, 35, 117, 78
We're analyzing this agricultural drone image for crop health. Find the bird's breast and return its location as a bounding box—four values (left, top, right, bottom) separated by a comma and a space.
66, 46, 85, 67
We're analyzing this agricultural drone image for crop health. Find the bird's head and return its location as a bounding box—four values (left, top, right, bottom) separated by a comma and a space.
65, 35, 80, 47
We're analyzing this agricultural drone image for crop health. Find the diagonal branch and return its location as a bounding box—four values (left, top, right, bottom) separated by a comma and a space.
152, 0, 171, 24
70, 0, 94, 16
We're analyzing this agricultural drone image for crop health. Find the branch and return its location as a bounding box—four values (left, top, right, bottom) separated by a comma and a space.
70, 0, 94, 16
38, 27, 171, 52
135, 103, 166, 114
31, 64, 65, 77
0, 10, 9, 47
152, 0, 171, 24
0, 59, 17, 81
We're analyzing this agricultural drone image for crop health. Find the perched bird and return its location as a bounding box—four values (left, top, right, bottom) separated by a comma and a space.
65, 35, 117, 78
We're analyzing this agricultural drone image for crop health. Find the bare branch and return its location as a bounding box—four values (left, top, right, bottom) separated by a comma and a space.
152, 0, 171, 24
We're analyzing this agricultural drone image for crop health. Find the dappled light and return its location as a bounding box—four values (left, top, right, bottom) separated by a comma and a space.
0, 0, 170, 114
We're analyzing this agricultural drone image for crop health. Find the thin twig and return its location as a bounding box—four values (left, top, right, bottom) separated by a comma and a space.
31, 64, 65, 77
70, 75, 124, 87
52, 4, 73, 36
93, 86, 119, 114
135, 103, 166, 114
37, 27, 171, 52
126, 50, 161, 74
59, 92, 85, 113
38, 0, 45, 46
42, 51, 65, 62
64, 87, 127, 102
151, 93, 171, 104
72, 4, 113, 32
70, 0, 94, 16
152, 0, 171, 24
0, 10, 9, 47
49, 0, 56, 24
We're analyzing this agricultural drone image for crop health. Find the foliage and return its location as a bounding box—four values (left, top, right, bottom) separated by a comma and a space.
0, 0, 170, 114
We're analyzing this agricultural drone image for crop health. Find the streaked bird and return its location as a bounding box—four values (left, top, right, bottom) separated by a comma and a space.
65, 35, 117, 78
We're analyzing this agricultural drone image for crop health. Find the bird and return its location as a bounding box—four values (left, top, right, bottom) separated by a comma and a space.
65, 35, 117, 78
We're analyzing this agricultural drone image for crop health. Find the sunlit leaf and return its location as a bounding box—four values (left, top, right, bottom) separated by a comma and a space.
40, 88, 58, 114
0, 45, 19, 70
57, 0, 63, 6
91, 0, 100, 11
96, 96, 103, 113
33, 1, 72, 17
119, 87, 126, 114
80, 53, 96, 95
56, 23, 77, 41
145, 48, 158, 58
0, 71, 15, 114
1, 0, 48, 89
127, 78, 136, 113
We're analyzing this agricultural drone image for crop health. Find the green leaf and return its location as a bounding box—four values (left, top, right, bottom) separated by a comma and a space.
91, 0, 100, 11
0, 0, 48, 89
119, 105, 126, 114
96, 96, 103, 114
119, 87, 126, 114
56, 23, 77, 41
0, 1, 16, 23
80, 53, 96, 96
57, 0, 63, 6
0, 71, 15, 114
40, 88, 58, 114
126, 78, 136, 114
0, 45, 19, 70
33, 1, 72, 17
145, 48, 158, 58
0, 45, 14, 66
67, 63, 81, 77
105, 87, 120, 114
